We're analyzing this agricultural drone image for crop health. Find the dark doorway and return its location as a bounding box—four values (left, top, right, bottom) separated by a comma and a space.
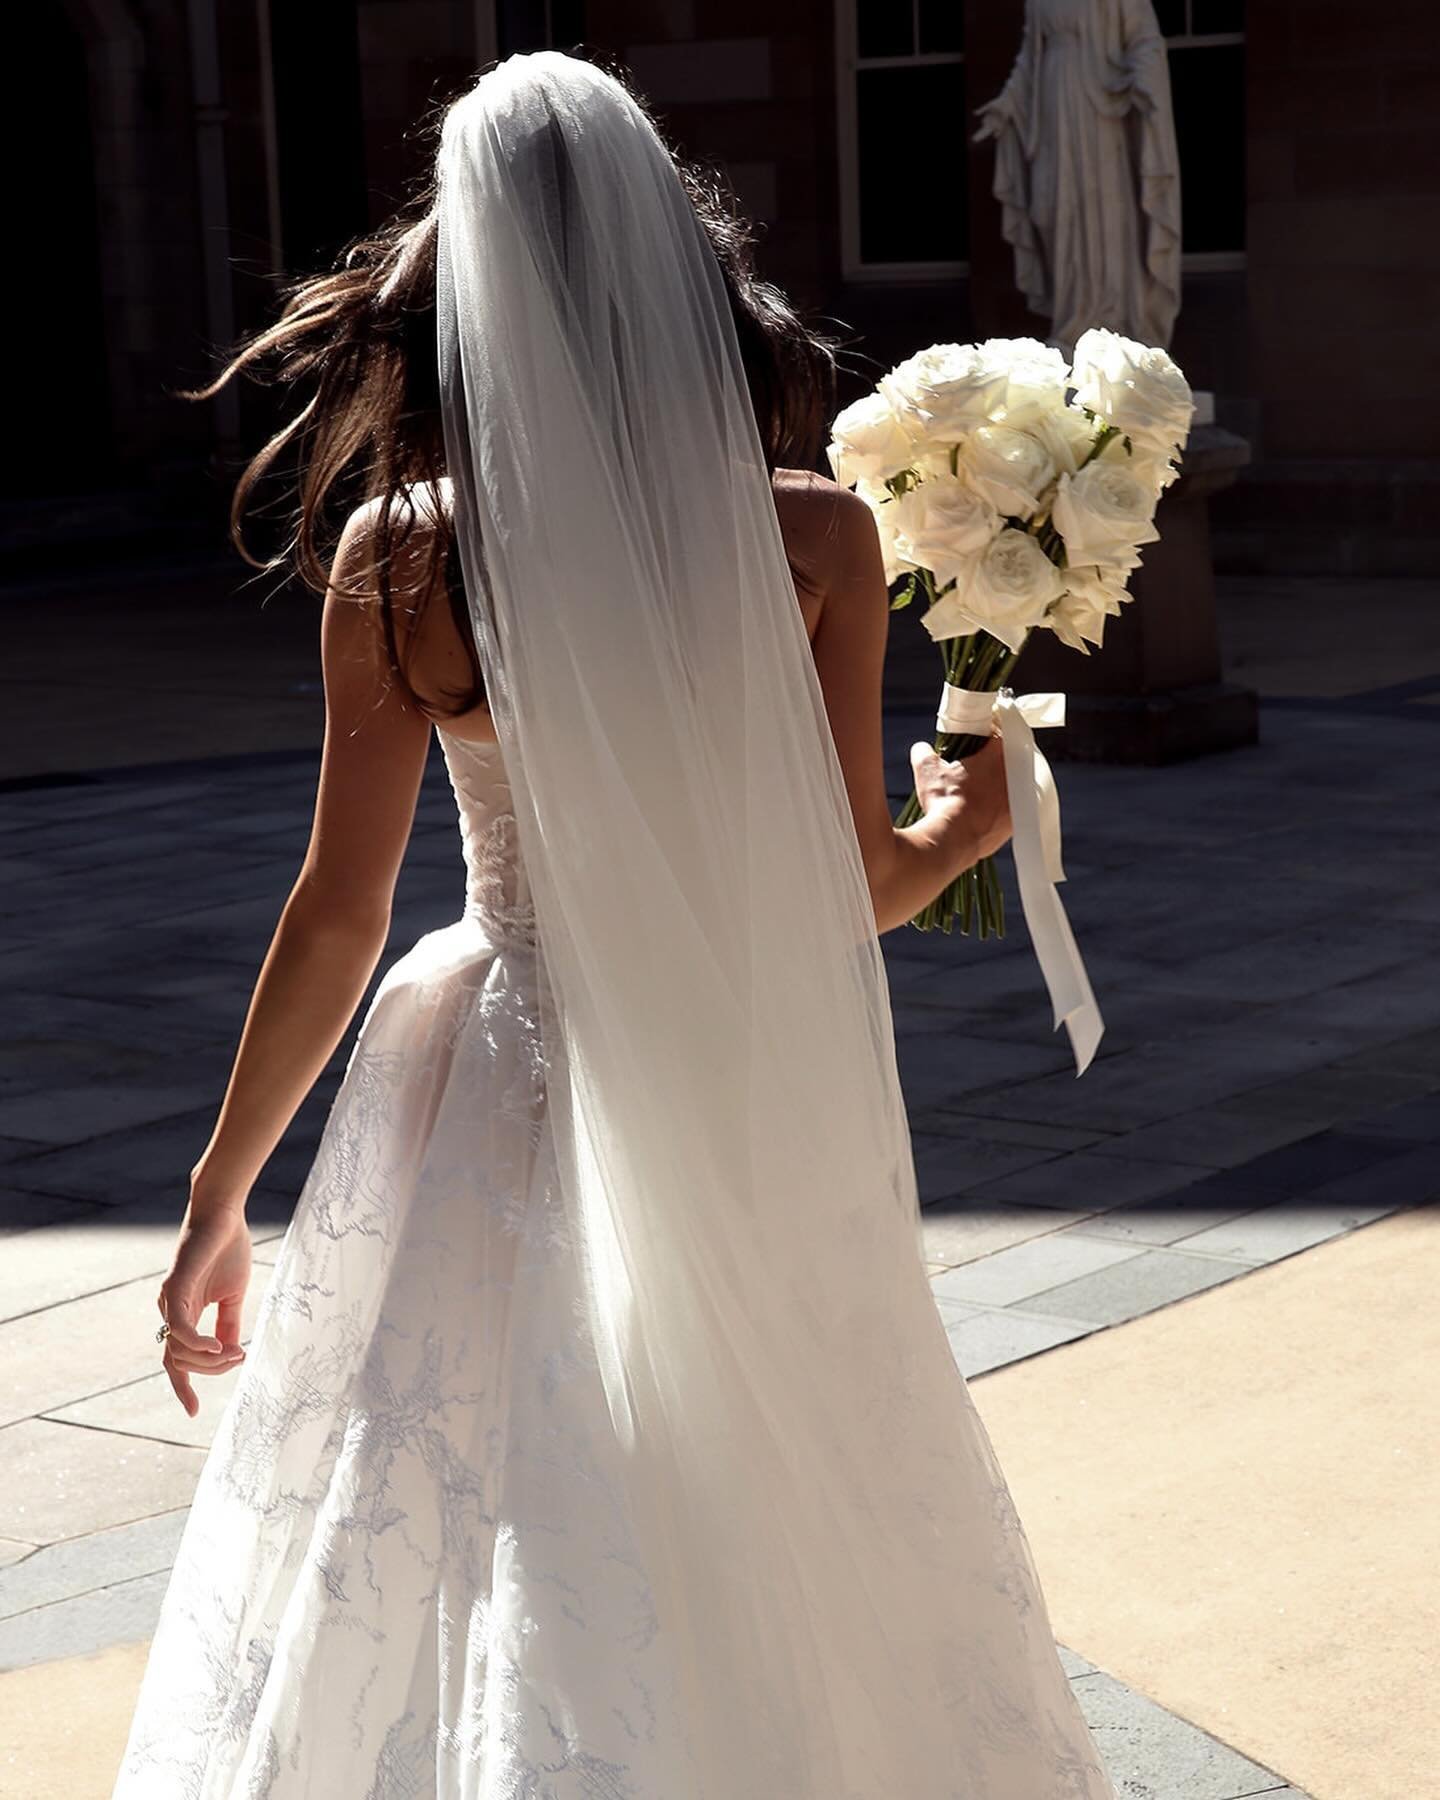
268, 0, 370, 274
9, 6, 112, 494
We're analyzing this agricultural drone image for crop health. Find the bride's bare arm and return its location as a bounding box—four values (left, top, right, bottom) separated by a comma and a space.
808, 483, 1011, 935
186, 506, 433, 1220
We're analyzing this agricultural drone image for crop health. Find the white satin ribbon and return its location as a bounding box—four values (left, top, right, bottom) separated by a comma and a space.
936, 681, 1104, 1077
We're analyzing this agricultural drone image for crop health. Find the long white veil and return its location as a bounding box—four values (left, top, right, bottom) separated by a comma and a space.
435, 52, 1092, 1796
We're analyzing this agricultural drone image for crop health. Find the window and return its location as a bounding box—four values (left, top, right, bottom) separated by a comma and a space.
495, 0, 584, 58
835, 0, 968, 280
1157, 0, 1246, 263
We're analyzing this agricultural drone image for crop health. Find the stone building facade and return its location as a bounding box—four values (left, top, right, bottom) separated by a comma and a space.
21, 0, 1437, 571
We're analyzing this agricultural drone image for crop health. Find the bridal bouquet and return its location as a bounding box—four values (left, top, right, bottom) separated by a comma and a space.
827, 329, 1194, 935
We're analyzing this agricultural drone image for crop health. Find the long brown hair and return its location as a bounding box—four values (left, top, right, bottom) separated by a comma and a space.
187, 55, 840, 718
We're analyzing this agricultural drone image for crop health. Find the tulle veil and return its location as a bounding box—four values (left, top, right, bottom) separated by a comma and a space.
434, 50, 1073, 1796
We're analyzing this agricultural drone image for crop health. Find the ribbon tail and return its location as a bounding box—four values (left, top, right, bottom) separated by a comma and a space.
999, 709, 1105, 1077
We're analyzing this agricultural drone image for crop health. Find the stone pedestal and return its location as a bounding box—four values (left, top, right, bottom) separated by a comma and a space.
1010, 425, 1259, 765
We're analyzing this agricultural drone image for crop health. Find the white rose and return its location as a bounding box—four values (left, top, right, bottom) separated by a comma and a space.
1047, 590, 1108, 655
960, 424, 1058, 521
914, 585, 976, 644
1064, 562, 1132, 614
854, 478, 915, 585
922, 527, 1064, 653
826, 393, 918, 487
1051, 459, 1161, 566
890, 474, 1000, 590
1095, 431, 1182, 505
912, 442, 959, 480
980, 336, 1071, 430
878, 342, 1010, 446
1071, 327, 1195, 454
1032, 402, 1104, 478
1128, 444, 1183, 500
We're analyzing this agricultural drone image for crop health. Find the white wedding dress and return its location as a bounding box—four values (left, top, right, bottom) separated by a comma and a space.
112, 726, 1116, 1800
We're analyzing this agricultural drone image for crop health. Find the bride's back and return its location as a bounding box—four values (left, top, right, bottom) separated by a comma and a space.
396, 467, 840, 746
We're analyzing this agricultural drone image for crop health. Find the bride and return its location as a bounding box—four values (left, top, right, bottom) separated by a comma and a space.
114, 49, 1115, 1800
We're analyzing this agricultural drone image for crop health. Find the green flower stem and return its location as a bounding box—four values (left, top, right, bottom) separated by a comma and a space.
893, 626, 1029, 934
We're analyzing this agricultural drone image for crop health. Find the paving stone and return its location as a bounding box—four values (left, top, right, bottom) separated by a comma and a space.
0, 1265, 274, 1429
910, 1131, 1062, 1205
0, 1081, 222, 1150
943, 1308, 1095, 1379
931, 1296, 984, 1330
0, 1420, 205, 1547
919, 1203, 1091, 1269
1347, 1091, 1440, 1142
1096, 1105, 1360, 1172
1297, 1144, 1438, 1207
0, 991, 233, 1090
1062, 988, 1263, 1055
1018, 1247, 1255, 1326
1082, 889, 1345, 970
1056, 1642, 1096, 1678
0, 1539, 35, 1572
962, 1150, 1215, 1209
0, 1191, 101, 1238
893, 1034, 1076, 1110
0, 1194, 205, 1322
5, 1109, 318, 1209
932, 1233, 1144, 1309
0, 1508, 188, 1621
1062, 1190, 1271, 1248
1337, 1025, 1440, 1080
1175, 1198, 1417, 1263
1220, 1062, 1437, 1126
49, 1365, 243, 1452
888, 1002, 968, 1038
1068, 1669, 1294, 1800
912, 1111, 1108, 1153
1126, 1118, 1428, 1190
1265, 959, 1440, 1055
1213, 1129, 1416, 1196
1133, 919, 1440, 1004
0, 1567, 173, 1671
885, 941, 1043, 1004
974, 1024, 1355, 1134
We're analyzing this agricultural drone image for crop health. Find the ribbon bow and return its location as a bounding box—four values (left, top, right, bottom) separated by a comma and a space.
937, 682, 1104, 1077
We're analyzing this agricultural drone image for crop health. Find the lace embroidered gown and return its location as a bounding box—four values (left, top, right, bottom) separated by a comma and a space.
112, 729, 1114, 1800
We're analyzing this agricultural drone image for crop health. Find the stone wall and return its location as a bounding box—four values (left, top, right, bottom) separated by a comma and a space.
1225, 0, 1440, 572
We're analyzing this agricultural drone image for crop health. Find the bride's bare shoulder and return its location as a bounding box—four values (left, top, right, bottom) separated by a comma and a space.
772, 465, 849, 527
772, 466, 876, 590
771, 466, 866, 569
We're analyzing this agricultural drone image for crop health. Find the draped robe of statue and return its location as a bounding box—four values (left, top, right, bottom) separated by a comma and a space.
981, 0, 1182, 352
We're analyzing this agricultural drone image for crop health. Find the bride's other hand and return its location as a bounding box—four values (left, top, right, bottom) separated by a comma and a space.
912, 736, 1012, 861
156, 1207, 252, 1416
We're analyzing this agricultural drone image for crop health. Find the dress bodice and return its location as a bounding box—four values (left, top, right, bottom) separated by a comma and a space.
436, 728, 536, 950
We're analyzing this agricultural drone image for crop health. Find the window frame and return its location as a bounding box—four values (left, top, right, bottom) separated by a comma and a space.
834, 0, 970, 283
1163, 5, 1247, 269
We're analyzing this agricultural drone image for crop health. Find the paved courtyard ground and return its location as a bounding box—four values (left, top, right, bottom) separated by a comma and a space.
0, 559, 1436, 1797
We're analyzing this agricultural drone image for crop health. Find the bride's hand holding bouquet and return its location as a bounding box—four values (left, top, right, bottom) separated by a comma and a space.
909, 735, 1014, 866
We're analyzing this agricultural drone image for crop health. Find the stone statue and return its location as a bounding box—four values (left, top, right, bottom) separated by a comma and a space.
974, 0, 1182, 354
